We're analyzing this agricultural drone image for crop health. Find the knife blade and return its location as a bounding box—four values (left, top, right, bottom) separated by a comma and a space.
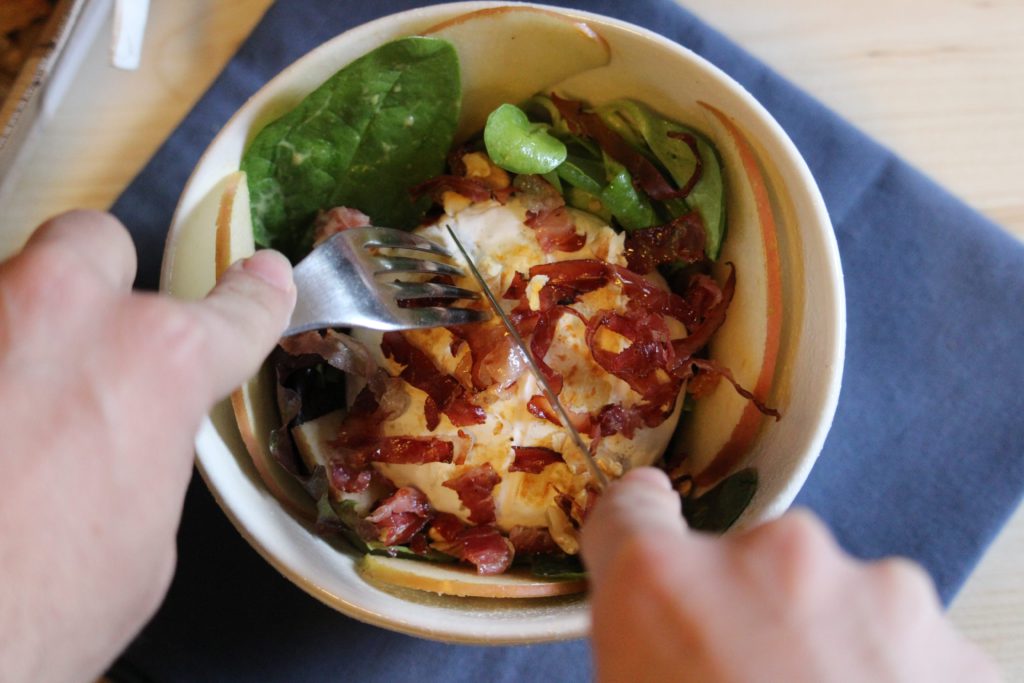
445, 224, 610, 490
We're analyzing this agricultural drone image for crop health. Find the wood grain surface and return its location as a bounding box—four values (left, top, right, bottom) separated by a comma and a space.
0, 0, 1020, 678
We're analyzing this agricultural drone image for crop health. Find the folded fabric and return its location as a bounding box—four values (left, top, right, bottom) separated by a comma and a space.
108, 0, 1024, 680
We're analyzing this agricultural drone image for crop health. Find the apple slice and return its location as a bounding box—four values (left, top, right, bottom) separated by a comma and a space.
358, 554, 587, 599
420, 6, 611, 140
291, 409, 345, 472
214, 170, 253, 278
215, 171, 315, 520
678, 104, 783, 487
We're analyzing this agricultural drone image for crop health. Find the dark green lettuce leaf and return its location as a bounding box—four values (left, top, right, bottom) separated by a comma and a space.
683, 468, 758, 533
242, 37, 460, 261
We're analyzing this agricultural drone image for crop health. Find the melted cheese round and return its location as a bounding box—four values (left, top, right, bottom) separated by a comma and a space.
352, 198, 684, 534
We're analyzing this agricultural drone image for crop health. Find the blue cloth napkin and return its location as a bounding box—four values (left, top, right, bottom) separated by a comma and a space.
108, 0, 1024, 680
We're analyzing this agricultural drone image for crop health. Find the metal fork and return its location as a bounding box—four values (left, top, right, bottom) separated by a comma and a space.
282, 227, 488, 336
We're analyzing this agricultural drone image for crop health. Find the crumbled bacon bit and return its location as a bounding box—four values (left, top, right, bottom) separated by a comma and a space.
508, 526, 561, 555
529, 259, 609, 308
447, 322, 525, 391
433, 525, 515, 575
503, 271, 529, 300
359, 436, 454, 466
429, 511, 466, 543
525, 206, 586, 253
381, 332, 486, 429
313, 206, 371, 246
329, 460, 373, 493
527, 395, 561, 425
443, 463, 501, 525
624, 211, 706, 274
509, 446, 564, 473
366, 487, 433, 546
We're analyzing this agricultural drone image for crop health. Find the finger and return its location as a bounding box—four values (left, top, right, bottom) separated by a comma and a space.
186, 249, 296, 400
580, 467, 689, 583
25, 210, 137, 290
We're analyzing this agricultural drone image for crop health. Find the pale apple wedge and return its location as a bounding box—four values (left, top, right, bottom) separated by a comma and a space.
358, 554, 587, 599
214, 170, 253, 278
293, 410, 382, 514
215, 171, 315, 520
679, 104, 783, 487
421, 6, 610, 140
291, 409, 346, 472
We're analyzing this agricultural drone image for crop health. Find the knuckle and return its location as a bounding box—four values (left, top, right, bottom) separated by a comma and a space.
736, 511, 839, 598
130, 299, 209, 380
603, 531, 678, 592
3, 245, 101, 313
870, 557, 938, 608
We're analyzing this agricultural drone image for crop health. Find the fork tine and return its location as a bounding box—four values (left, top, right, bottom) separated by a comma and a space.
399, 307, 491, 328
373, 256, 464, 277
355, 226, 452, 257
385, 281, 480, 301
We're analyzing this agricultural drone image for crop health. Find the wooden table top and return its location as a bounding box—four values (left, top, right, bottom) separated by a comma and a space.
0, 0, 1020, 677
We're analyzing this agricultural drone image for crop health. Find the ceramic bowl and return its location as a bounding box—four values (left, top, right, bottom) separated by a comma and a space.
159, 1, 844, 643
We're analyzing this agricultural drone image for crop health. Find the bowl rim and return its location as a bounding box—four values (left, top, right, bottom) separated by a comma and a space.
161, 0, 846, 643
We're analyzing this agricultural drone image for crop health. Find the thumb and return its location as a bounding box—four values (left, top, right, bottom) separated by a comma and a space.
188, 250, 296, 400
580, 467, 689, 584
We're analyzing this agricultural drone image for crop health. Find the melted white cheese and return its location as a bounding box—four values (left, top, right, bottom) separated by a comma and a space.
352, 198, 684, 534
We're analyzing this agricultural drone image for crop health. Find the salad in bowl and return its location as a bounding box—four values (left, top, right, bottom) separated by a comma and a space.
161, 3, 843, 642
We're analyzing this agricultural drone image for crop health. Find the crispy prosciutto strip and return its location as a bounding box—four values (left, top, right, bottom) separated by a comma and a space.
433, 525, 514, 575
670, 264, 736, 361
586, 309, 676, 398
595, 401, 676, 439
443, 463, 501, 525
689, 358, 781, 420
527, 305, 586, 395
503, 271, 529, 300
359, 436, 454, 466
513, 174, 586, 253
366, 487, 433, 546
447, 322, 526, 392
381, 332, 486, 430
328, 460, 373, 494
508, 526, 561, 555
624, 211, 706, 274
525, 206, 586, 253
509, 446, 564, 474
527, 395, 560, 425
429, 511, 466, 543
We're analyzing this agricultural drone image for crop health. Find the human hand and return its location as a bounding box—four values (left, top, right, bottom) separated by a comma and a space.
0, 211, 295, 683
581, 468, 1000, 683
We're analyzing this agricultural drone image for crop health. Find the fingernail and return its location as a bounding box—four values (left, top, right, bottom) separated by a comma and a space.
242, 250, 294, 292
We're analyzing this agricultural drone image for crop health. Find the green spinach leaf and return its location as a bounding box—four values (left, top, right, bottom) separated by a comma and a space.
683, 468, 758, 533
484, 103, 567, 174
529, 554, 587, 581
241, 37, 460, 261
598, 100, 726, 259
